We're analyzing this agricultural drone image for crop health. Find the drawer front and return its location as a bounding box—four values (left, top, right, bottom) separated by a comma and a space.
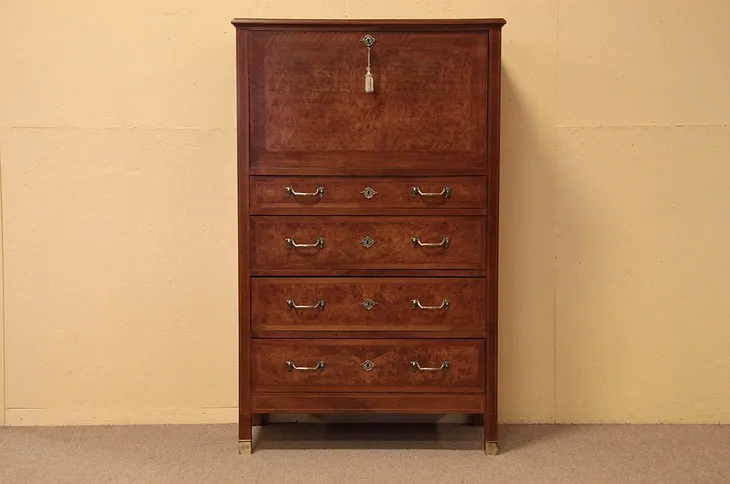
251, 216, 486, 271
250, 176, 487, 213
251, 339, 485, 393
248, 31, 487, 174
251, 277, 486, 333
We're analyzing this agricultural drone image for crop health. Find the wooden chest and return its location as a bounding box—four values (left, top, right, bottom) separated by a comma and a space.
233, 18, 505, 454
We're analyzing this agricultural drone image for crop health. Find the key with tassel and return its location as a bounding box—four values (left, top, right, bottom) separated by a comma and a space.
360, 34, 376, 93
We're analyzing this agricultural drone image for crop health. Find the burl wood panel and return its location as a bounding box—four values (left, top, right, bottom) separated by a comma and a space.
251, 339, 484, 393
250, 216, 486, 271
250, 176, 487, 214
248, 31, 487, 174
252, 393, 485, 413
251, 277, 486, 333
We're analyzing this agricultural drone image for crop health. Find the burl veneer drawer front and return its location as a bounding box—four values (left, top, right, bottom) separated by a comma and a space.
251, 339, 485, 393
250, 216, 486, 271
248, 31, 487, 175
251, 277, 486, 333
250, 177, 487, 213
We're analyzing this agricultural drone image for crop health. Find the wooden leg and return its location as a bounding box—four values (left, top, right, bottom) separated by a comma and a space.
484, 412, 498, 455
239, 413, 252, 455
239, 440, 252, 454
471, 414, 485, 426
485, 442, 499, 455
252, 414, 265, 426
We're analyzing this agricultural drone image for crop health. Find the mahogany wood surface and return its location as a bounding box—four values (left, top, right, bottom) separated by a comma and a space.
235, 18, 504, 451
250, 176, 487, 214
249, 164, 488, 176
251, 277, 486, 333
251, 339, 484, 393
250, 269, 487, 277
248, 31, 486, 174
252, 330, 487, 339
235, 28, 252, 443
251, 216, 486, 271
232, 18, 506, 28
485, 27, 502, 446
252, 393, 485, 413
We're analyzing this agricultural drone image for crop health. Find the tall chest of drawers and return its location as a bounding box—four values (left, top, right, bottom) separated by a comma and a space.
232, 18, 506, 455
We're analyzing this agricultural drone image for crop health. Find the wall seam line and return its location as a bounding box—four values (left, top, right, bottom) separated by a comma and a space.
0, 125, 233, 132
5, 406, 240, 410
557, 122, 730, 129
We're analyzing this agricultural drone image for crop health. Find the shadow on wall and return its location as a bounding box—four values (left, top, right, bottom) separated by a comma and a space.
497, 59, 558, 423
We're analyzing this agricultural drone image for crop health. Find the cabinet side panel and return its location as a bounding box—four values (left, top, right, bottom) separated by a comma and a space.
485, 27, 502, 444
236, 27, 252, 442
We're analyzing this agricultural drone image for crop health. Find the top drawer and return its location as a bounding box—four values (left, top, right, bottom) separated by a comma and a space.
250, 176, 487, 214
248, 31, 488, 175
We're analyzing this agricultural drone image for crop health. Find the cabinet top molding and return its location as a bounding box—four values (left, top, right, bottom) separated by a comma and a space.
231, 18, 506, 29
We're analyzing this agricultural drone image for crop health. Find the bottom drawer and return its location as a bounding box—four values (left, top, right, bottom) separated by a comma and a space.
251, 339, 485, 393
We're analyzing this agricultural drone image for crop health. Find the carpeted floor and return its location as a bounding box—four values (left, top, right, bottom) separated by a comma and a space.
1, 423, 728, 484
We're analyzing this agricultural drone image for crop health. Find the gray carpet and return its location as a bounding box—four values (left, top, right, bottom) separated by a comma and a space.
1, 423, 728, 483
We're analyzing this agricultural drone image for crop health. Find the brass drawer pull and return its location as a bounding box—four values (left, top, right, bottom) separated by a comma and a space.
286, 237, 325, 249
411, 299, 449, 310
287, 299, 326, 311
285, 186, 324, 197
411, 186, 451, 198
411, 236, 450, 249
410, 360, 450, 372
286, 360, 325, 372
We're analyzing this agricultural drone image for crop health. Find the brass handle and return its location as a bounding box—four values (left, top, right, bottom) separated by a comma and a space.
286, 237, 325, 249
287, 299, 325, 310
285, 186, 324, 197
410, 360, 450, 372
286, 360, 325, 372
411, 236, 450, 249
411, 186, 451, 198
412, 299, 449, 310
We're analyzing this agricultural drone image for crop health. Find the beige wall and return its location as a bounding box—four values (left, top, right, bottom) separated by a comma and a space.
0, 162, 4, 426
0, 0, 728, 426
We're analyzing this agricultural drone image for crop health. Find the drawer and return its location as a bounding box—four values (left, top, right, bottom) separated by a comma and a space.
250, 177, 487, 213
251, 339, 485, 393
248, 31, 487, 175
250, 216, 486, 271
251, 277, 486, 333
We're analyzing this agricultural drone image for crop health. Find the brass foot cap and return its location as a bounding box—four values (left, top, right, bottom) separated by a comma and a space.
239, 440, 252, 455
485, 442, 499, 455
